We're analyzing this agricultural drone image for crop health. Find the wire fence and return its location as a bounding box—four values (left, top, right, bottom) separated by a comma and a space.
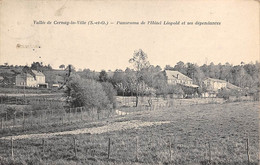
0, 107, 114, 131
0, 134, 258, 164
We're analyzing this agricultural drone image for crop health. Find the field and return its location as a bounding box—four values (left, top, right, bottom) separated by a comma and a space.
0, 101, 258, 165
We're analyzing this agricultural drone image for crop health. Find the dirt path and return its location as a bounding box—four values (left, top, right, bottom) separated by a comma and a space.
0, 120, 170, 140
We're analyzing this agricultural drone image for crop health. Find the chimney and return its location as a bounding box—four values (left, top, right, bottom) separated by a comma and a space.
177, 74, 179, 79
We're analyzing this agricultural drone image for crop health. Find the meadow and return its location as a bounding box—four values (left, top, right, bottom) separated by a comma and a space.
0, 101, 258, 165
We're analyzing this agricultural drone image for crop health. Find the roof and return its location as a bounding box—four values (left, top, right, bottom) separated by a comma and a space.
164, 70, 192, 81
227, 82, 241, 90
203, 77, 227, 83
31, 70, 45, 76
181, 83, 199, 88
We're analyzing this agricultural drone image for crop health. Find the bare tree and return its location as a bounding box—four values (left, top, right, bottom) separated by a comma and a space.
129, 49, 150, 107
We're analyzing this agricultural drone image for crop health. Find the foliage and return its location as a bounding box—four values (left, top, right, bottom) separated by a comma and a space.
78, 69, 99, 80
217, 88, 243, 100
31, 62, 52, 71
101, 82, 117, 108
65, 74, 109, 110
129, 49, 150, 72
59, 64, 65, 70
99, 70, 108, 82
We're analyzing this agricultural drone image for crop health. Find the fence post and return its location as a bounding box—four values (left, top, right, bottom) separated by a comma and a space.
74, 137, 77, 157
246, 138, 250, 165
135, 137, 138, 161
108, 138, 111, 159
46, 110, 48, 125
42, 139, 45, 156
169, 138, 172, 162
22, 111, 25, 130
13, 113, 16, 128
80, 107, 83, 121
208, 142, 211, 164
1, 118, 3, 130
30, 111, 33, 127
11, 137, 14, 160
40, 115, 42, 125
69, 108, 71, 123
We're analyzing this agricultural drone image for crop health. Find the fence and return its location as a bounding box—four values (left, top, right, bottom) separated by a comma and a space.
0, 134, 257, 164
0, 96, 62, 105
0, 107, 114, 131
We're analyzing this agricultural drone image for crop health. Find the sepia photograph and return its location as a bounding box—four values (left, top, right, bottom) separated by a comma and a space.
0, 0, 259, 164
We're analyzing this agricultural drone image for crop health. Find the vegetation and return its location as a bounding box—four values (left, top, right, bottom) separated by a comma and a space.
0, 102, 258, 165
64, 74, 112, 109
1, 52, 259, 100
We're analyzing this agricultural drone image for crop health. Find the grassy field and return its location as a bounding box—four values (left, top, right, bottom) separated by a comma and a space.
0, 101, 258, 165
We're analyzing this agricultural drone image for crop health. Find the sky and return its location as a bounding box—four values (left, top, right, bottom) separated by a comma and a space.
0, 0, 259, 71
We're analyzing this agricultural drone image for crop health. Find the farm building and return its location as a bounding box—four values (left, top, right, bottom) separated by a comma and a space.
15, 69, 48, 88
164, 70, 199, 88
202, 77, 240, 92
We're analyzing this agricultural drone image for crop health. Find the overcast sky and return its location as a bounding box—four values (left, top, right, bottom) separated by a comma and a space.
0, 0, 259, 71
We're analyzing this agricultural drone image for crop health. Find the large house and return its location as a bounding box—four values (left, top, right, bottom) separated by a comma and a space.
164, 70, 199, 88
15, 69, 47, 88
202, 77, 240, 92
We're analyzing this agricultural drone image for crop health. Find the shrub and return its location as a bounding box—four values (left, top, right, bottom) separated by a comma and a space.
65, 74, 110, 110
101, 82, 117, 108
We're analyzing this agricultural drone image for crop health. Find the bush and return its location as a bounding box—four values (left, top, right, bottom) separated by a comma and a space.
217, 88, 243, 100
101, 82, 117, 108
65, 74, 110, 110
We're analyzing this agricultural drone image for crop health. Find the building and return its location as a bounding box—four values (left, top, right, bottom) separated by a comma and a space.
202, 77, 240, 92
15, 70, 47, 88
203, 78, 227, 92
164, 70, 198, 88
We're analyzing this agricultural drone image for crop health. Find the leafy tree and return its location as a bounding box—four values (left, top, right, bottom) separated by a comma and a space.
112, 70, 127, 96
99, 70, 108, 82
80, 68, 99, 80
164, 65, 174, 70
101, 82, 117, 108
31, 62, 52, 71
129, 49, 150, 106
174, 61, 187, 75
59, 64, 65, 70
124, 67, 137, 96
65, 74, 109, 110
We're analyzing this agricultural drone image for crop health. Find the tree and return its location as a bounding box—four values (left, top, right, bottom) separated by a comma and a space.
125, 67, 137, 96
112, 70, 127, 96
59, 64, 65, 70
101, 82, 117, 108
31, 62, 52, 71
99, 70, 108, 82
164, 65, 174, 70
65, 74, 110, 109
80, 69, 99, 80
174, 61, 187, 75
129, 49, 150, 107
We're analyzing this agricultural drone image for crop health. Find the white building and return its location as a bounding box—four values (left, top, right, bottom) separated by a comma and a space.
15, 70, 47, 88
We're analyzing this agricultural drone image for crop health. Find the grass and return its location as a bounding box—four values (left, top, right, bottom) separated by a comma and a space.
0, 101, 258, 164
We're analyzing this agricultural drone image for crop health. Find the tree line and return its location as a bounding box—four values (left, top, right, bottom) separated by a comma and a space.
1, 49, 259, 109
64, 49, 259, 108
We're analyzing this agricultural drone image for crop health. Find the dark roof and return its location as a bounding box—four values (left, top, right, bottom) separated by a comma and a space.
164, 70, 192, 81
203, 77, 227, 83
